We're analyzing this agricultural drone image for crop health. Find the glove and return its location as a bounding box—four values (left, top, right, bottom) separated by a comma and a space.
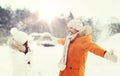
104, 50, 118, 63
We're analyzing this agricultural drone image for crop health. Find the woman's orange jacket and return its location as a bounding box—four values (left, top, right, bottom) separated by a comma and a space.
58, 34, 106, 76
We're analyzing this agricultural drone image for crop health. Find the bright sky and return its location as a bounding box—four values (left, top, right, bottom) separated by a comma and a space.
0, 0, 120, 20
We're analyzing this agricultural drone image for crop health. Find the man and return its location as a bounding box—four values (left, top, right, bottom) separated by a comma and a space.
7, 28, 32, 76
57, 18, 118, 76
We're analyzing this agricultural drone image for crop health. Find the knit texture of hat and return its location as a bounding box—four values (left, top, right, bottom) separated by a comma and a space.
67, 19, 83, 31
10, 28, 28, 44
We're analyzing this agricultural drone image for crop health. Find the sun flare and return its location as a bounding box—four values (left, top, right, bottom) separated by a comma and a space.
38, 3, 58, 23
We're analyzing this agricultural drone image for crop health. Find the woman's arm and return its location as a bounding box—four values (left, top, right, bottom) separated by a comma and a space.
85, 42, 117, 62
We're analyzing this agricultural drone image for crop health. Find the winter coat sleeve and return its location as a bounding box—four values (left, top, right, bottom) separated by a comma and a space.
83, 35, 106, 57
58, 38, 66, 45
86, 42, 106, 57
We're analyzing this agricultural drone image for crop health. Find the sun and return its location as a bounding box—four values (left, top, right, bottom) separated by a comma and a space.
38, 3, 58, 23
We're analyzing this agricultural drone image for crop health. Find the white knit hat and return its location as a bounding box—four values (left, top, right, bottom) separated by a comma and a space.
10, 27, 28, 44
67, 19, 83, 31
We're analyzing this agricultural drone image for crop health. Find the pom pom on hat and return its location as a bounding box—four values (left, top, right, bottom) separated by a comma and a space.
10, 28, 28, 44
67, 18, 83, 31
10, 27, 18, 36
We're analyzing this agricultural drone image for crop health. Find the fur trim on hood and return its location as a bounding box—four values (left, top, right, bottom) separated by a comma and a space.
7, 38, 26, 52
79, 25, 92, 36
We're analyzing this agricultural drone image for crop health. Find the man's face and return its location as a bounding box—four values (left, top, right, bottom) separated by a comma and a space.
68, 27, 79, 35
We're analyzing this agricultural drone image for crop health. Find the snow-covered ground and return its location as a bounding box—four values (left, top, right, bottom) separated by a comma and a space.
85, 33, 120, 76
0, 44, 64, 76
29, 44, 64, 76
0, 33, 120, 76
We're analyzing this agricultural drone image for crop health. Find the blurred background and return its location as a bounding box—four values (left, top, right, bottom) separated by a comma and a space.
0, 0, 120, 76
0, 0, 120, 44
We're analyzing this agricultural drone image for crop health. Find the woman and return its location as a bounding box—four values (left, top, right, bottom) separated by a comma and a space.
7, 28, 32, 76
57, 18, 118, 76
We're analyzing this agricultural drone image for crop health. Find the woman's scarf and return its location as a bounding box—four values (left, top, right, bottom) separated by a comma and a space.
58, 32, 79, 71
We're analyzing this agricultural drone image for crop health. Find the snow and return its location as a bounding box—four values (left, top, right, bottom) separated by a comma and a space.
0, 44, 64, 76
0, 33, 120, 76
85, 33, 120, 76
30, 44, 63, 76
0, 46, 13, 76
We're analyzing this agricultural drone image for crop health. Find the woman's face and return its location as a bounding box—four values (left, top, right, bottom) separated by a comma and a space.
68, 27, 79, 35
